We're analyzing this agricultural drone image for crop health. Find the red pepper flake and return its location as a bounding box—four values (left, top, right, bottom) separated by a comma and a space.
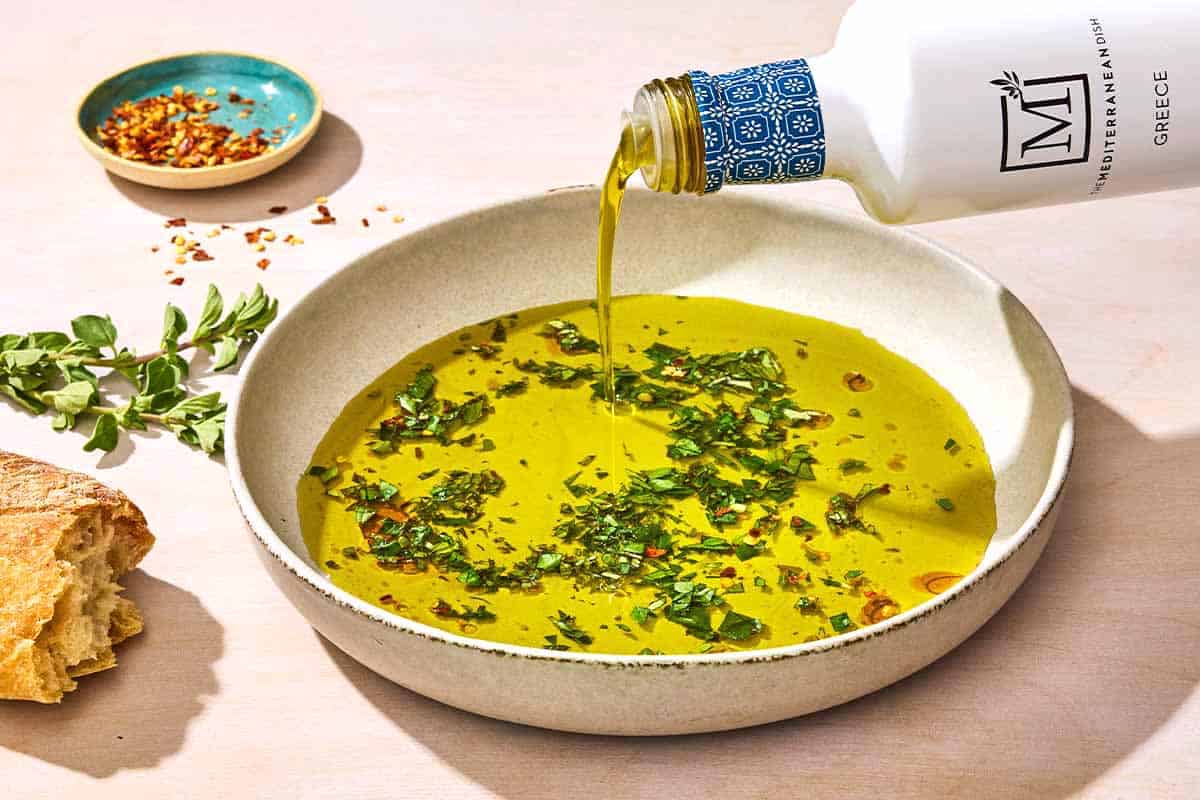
150, 245, 160, 253
317, 204, 331, 217
97, 91, 269, 167
379, 594, 395, 605
430, 599, 452, 616
256, 258, 270, 270
164, 217, 187, 228
361, 217, 370, 227
228, 91, 242, 103
192, 249, 214, 262
311, 216, 336, 225
748, 527, 763, 538
719, 566, 737, 578
644, 546, 667, 558
241, 97, 255, 106
169, 276, 185, 286
220, 224, 235, 230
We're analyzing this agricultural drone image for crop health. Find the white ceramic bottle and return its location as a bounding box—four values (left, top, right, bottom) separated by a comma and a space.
627, 0, 1200, 222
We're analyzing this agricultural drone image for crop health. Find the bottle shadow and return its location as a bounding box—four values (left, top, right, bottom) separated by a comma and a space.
316, 386, 1198, 799
0, 572, 223, 777
105, 112, 363, 224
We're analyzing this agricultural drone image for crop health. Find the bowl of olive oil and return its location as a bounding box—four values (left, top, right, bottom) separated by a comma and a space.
227, 187, 1072, 735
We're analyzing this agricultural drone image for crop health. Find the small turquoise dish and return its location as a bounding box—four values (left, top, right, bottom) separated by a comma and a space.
76, 52, 323, 189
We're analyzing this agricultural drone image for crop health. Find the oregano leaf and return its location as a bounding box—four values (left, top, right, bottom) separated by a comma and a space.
71, 315, 118, 350
82, 414, 119, 452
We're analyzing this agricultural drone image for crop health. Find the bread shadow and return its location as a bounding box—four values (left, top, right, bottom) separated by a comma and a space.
106, 112, 362, 224
317, 388, 1199, 799
0, 572, 222, 776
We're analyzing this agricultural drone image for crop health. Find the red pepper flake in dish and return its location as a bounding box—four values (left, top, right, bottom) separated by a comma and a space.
95, 88, 272, 167
192, 249, 214, 262
361, 218, 370, 228
268, 205, 287, 214
256, 258, 270, 270
164, 217, 187, 228
169, 276, 185, 286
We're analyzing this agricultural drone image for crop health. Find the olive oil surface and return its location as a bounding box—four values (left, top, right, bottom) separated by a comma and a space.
299, 295, 996, 655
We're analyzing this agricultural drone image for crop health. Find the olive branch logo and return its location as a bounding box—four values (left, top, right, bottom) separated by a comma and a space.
991, 71, 1024, 100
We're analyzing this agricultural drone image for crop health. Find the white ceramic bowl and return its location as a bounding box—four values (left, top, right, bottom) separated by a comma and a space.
227, 188, 1073, 735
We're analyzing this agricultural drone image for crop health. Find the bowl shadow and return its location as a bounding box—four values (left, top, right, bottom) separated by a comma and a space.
106, 112, 362, 224
316, 387, 1198, 799
0, 573, 223, 777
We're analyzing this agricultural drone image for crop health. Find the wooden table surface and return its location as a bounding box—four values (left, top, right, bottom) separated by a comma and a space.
2, 1, 1197, 797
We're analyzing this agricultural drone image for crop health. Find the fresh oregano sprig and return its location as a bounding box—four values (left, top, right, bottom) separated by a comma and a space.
0, 284, 277, 454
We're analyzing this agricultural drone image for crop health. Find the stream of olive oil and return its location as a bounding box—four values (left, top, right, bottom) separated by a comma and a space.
595, 123, 639, 406
299, 296, 997, 655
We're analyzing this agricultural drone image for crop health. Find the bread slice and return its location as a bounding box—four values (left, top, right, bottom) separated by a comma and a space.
0, 451, 154, 702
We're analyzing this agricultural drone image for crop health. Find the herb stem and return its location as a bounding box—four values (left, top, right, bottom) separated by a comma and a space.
50, 339, 200, 368
33, 392, 167, 425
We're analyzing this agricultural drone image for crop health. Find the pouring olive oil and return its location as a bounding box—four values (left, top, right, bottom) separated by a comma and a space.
297, 64, 1003, 657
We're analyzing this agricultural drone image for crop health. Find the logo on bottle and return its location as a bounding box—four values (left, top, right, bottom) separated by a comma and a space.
994, 71, 1092, 171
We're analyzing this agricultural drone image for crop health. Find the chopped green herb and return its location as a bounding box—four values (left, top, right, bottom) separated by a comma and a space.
538, 319, 600, 354
717, 610, 763, 641
936, 497, 956, 511
829, 612, 855, 633
549, 610, 593, 644
495, 378, 529, 397
308, 464, 340, 484
431, 599, 497, 621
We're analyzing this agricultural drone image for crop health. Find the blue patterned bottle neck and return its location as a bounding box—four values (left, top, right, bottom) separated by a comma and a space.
687, 59, 826, 193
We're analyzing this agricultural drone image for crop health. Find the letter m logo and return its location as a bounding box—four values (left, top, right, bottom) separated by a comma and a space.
995, 71, 1093, 171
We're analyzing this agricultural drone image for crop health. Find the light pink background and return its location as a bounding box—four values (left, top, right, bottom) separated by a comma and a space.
1, 1, 1197, 797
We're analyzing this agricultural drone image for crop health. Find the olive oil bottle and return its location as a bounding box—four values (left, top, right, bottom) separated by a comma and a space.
619, 0, 1200, 223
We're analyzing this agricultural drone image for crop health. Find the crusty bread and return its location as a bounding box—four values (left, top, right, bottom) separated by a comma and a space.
0, 451, 154, 702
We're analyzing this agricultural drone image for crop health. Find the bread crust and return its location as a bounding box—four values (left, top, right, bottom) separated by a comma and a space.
0, 451, 154, 702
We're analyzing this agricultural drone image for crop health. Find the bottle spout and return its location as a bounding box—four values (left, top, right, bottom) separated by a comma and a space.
625, 75, 705, 195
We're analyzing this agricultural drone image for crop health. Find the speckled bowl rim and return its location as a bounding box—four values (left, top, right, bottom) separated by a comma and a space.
227, 187, 1074, 669
74, 50, 323, 184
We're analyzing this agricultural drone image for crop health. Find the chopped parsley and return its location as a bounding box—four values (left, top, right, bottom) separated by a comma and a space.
539, 319, 600, 354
